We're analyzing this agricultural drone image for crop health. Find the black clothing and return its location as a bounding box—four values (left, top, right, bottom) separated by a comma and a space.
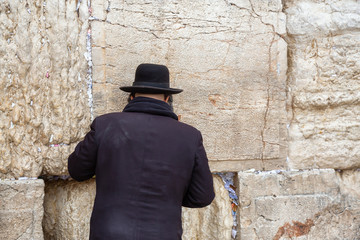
68, 97, 214, 240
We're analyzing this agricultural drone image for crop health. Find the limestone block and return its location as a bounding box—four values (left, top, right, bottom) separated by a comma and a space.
92, 82, 127, 117
90, 0, 288, 171
0, 0, 90, 178
0, 179, 44, 240
238, 169, 360, 239
42, 175, 232, 240
336, 169, 360, 199
182, 175, 233, 240
286, 0, 360, 169
286, 0, 360, 39
43, 179, 96, 240
302, 169, 360, 240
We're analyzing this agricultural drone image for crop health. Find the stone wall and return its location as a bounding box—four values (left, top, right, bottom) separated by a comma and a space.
0, 0, 90, 178
42, 175, 233, 240
286, 0, 360, 170
91, 0, 288, 171
0, 179, 44, 239
238, 169, 360, 239
1, 0, 359, 239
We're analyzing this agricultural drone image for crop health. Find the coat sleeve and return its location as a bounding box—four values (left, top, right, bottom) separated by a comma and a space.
182, 132, 215, 208
68, 118, 98, 181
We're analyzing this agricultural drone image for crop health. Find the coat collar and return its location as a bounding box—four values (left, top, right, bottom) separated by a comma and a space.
123, 97, 178, 120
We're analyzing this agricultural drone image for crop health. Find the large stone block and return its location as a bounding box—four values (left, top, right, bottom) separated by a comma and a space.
238, 169, 360, 239
0, 179, 44, 240
43, 175, 232, 240
43, 178, 96, 240
182, 175, 233, 240
90, 0, 288, 171
286, 0, 360, 169
0, 0, 91, 178
305, 169, 360, 240
286, 0, 360, 39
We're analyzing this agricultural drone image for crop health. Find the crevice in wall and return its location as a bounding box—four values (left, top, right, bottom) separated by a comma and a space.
86, 0, 94, 121
0, 177, 39, 181
217, 172, 239, 239
40, 175, 71, 181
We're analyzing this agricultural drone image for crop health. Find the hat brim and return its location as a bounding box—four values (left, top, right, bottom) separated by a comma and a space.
120, 86, 183, 94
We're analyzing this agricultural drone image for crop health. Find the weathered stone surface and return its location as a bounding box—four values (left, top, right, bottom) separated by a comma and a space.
286, 0, 360, 39
0, 179, 44, 240
238, 169, 360, 239
336, 169, 360, 200
0, 0, 90, 178
43, 178, 96, 240
305, 196, 360, 240
43, 175, 232, 240
2, 1, 360, 240
306, 169, 360, 240
90, 0, 288, 171
182, 175, 233, 240
286, 0, 360, 169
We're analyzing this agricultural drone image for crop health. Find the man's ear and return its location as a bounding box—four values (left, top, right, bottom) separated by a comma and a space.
131, 95, 134, 100
165, 95, 170, 103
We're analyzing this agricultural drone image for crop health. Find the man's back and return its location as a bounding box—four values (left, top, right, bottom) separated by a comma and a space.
68, 98, 214, 240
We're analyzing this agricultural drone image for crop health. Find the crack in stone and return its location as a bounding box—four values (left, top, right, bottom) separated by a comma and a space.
87, 1, 94, 121
260, 76, 271, 170
223, 0, 252, 13
260, 214, 277, 222
224, 0, 286, 170
106, 0, 111, 12
2, 184, 24, 193
258, 0, 286, 168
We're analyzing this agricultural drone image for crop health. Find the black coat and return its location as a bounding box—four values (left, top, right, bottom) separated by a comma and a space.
68, 97, 215, 240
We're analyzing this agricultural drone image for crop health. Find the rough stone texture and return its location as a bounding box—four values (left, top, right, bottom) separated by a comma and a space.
90, 0, 288, 171
42, 175, 232, 240
337, 169, 360, 199
0, 179, 45, 240
2, 1, 360, 240
0, 0, 90, 178
181, 175, 233, 240
43, 178, 96, 240
238, 169, 360, 240
286, 0, 360, 169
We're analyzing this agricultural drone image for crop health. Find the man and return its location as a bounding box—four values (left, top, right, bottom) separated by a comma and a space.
68, 63, 215, 240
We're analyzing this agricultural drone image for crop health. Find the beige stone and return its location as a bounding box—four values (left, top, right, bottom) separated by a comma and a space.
209, 159, 287, 172
305, 200, 360, 240
43, 179, 96, 240
92, 82, 127, 117
0, 179, 44, 240
182, 175, 233, 240
0, 0, 90, 178
286, 0, 360, 170
238, 169, 360, 239
336, 169, 360, 199
42, 175, 232, 240
308, 169, 360, 240
2, 1, 360, 240
286, 0, 360, 39
90, 0, 288, 171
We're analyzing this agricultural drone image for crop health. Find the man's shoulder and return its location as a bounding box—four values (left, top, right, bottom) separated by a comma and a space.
170, 120, 202, 140
94, 112, 123, 122
176, 120, 199, 132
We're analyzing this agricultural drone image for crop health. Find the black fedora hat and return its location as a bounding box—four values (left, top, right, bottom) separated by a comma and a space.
120, 63, 183, 94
